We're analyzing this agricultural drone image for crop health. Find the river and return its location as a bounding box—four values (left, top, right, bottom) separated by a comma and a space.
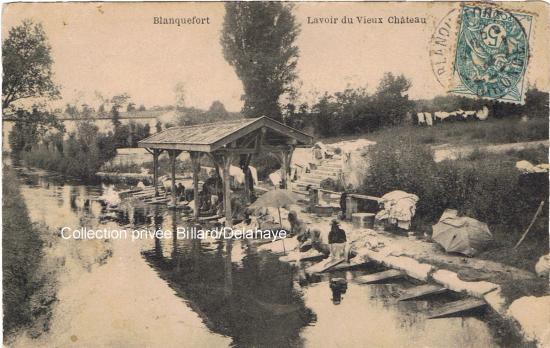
10, 166, 522, 347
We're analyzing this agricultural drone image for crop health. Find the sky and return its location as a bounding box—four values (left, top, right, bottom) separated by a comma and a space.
3, 2, 549, 112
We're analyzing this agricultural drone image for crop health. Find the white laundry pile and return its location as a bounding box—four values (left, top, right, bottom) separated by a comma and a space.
269, 171, 282, 187
434, 111, 450, 121
229, 165, 258, 186
430, 106, 489, 122
515, 160, 550, 173
476, 106, 489, 120
99, 184, 121, 206
425, 112, 433, 126
375, 190, 419, 230
417, 112, 426, 125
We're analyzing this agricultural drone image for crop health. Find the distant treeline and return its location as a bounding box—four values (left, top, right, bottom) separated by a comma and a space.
282, 79, 549, 138
10, 108, 152, 180
415, 88, 549, 118
174, 101, 242, 126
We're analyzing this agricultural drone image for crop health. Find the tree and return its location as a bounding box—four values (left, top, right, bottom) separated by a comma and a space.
221, 2, 300, 121
110, 93, 130, 128
65, 104, 79, 118
126, 102, 136, 112
524, 88, 549, 118
374, 72, 414, 126
9, 107, 64, 153
206, 100, 229, 120
2, 19, 59, 110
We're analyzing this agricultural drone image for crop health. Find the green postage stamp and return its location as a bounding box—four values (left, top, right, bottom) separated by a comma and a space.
450, 5, 533, 104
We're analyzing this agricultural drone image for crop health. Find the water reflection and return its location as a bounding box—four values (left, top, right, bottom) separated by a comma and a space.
10, 166, 527, 348
142, 209, 314, 347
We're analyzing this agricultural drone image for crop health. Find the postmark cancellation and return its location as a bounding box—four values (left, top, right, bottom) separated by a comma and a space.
449, 5, 533, 104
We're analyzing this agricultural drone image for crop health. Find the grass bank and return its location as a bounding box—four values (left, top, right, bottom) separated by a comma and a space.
2, 165, 57, 339
323, 117, 548, 147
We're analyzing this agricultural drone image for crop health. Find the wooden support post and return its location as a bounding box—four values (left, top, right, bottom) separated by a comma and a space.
280, 152, 288, 189
309, 187, 319, 212
190, 152, 201, 220
169, 150, 177, 207
280, 146, 295, 190
346, 195, 358, 221
220, 154, 234, 228
153, 149, 159, 197
240, 154, 252, 203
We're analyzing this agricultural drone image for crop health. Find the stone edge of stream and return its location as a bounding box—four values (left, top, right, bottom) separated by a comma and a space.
274, 219, 548, 346
352, 248, 549, 346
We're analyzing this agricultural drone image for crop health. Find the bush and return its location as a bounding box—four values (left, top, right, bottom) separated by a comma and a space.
361, 140, 548, 236
362, 137, 441, 222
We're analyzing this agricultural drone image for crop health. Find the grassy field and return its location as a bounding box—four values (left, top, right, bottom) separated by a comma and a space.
322, 116, 548, 147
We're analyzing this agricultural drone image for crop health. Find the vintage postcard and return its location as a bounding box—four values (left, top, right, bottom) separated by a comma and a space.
2, 1, 549, 347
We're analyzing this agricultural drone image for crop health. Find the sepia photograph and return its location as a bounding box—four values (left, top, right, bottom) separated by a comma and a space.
2, 1, 549, 347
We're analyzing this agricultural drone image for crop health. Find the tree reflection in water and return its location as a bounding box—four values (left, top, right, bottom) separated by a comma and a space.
143, 210, 314, 347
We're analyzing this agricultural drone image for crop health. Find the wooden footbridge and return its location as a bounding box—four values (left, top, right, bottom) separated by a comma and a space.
138, 116, 313, 227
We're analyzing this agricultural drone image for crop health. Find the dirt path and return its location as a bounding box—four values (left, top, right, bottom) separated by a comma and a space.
11, 231, 230, 348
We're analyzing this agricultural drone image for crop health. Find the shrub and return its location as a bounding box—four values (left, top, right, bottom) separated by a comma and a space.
361, 139, 548, 236
362, 138, 442, 222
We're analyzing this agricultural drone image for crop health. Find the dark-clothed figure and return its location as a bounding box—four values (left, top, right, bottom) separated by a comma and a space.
176, 183, 185, 201
328, 219, 347, 259
288, 210, 307, 238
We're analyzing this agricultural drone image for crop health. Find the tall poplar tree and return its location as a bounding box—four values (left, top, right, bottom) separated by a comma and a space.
221, 2, 300, 121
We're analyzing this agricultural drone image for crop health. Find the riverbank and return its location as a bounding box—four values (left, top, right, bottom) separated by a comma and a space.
2, 165, 58, 340
272, 209, 549, 346
7, 164, 546, 346
6, 169, 231, 347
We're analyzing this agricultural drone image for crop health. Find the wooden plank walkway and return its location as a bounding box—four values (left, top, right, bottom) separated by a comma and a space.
329, 258, 370, 272
355, 269, 405, 284
279, 250, 326, 263
398, 284, 448, 301
428, 298, 486, 319
306, 258, 345, 274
